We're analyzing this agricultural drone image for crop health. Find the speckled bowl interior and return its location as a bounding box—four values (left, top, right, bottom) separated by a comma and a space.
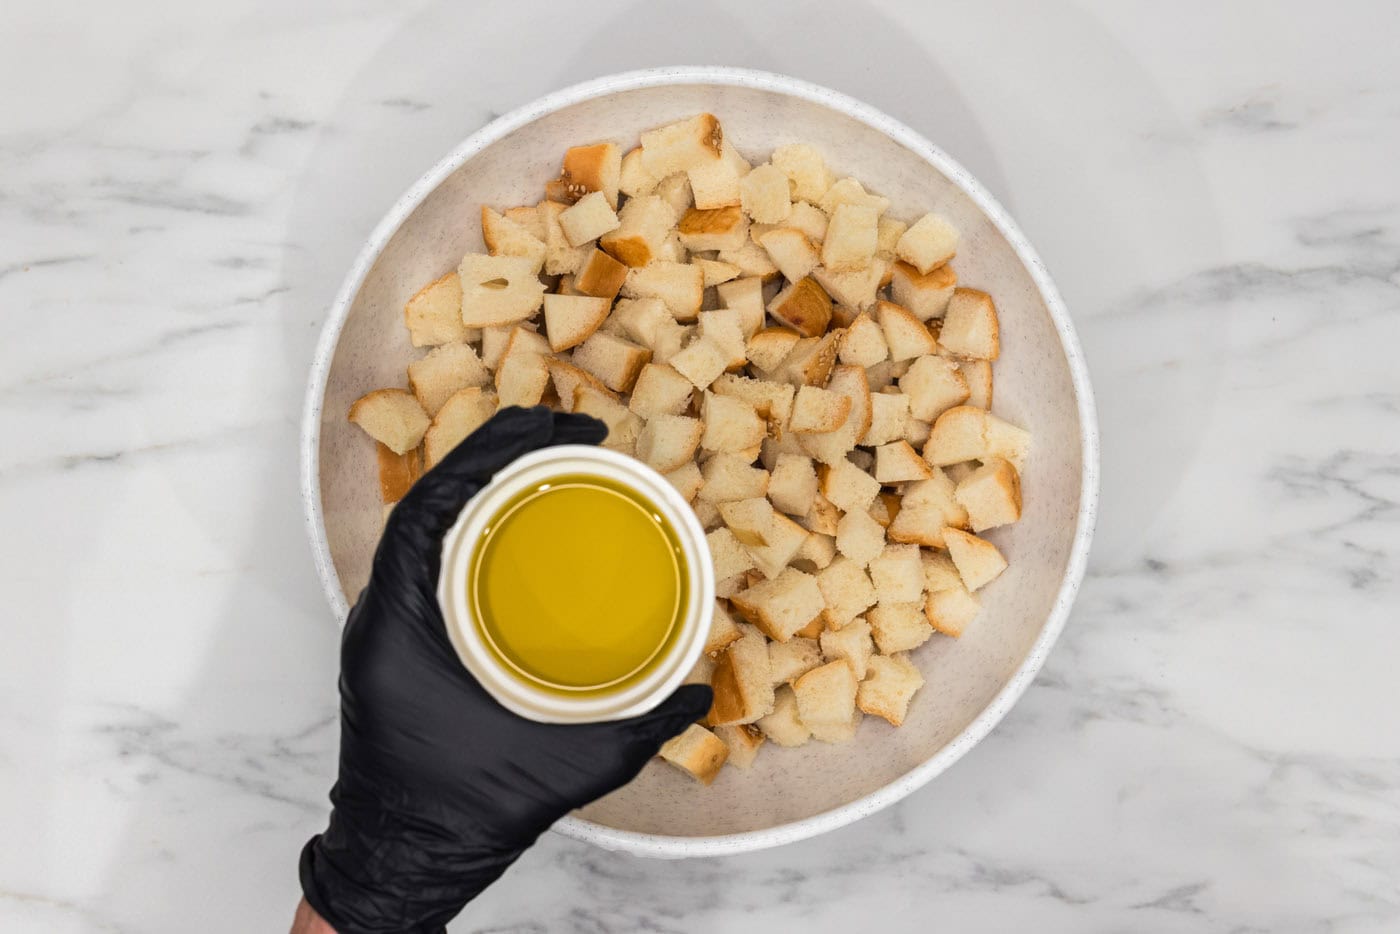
306, 70, 1096, 857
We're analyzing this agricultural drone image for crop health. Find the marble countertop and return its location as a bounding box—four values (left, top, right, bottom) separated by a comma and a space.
3, 1, 1397, 930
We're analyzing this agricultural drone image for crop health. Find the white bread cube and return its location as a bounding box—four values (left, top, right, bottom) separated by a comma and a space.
776, 332, 841, 388
874, 440, 933, 483
939, 288, 1000, 360
818, 177, 890, 216
687, 136, 751, 209
636, 414, 703, 473
858, 653, 925, 726
502, 205, 545, 242
572, 385, 642, 452
876, 216, 908, 260
542, 294, 610, 351
669, 337, 730, 390
821, 617, 875, 679
868, 601, 933, 654
758, 228, 820, 283
771, 143, 834, 203
655, 173, 694, 218
819, 459, 881, 513
665, 461, 704, 503
627, 363, 694, 419
651, 318, 691, 365
792, 660, 859, 740
747, 511, 809, 580
730, 567, 824, 642
701, 391, 765, 453
705, 601, 743, 656
574, 248, 629, 301
904, 414, 931, 447
349, 388, 430, 455
961, 360, 993, 410
746, 327, 802, 376
639, 113, 724, 178
496, 325, 550, 370
943, 528, 1009, 591
718, 496, 776, 547
862, 391, 911, 447
698, 454, 770, 504
768, 276, 833, 339
422, 387, 497, 468
403, 272, 468, 347
887, 469, 968, 547
796, 530, 837, 570
619, 146, 658, 198
985, 413, 1031, 471
876, 300, 938, 362
716, 277, 767, 336
868, 543, 925, 604
609, 296, 671, 348
708, 527, 757, 582
812, 260, 887, 314
768, 637, 823, 686
553, 142, 622, 208
923, 550, 963, 594
797, 364, 871, 467
494, 350, 550, 408
600, 195, 677, 268
803, 493, 841, 536
817, 556, 878, 628
545, 357, 614, 414
571, 331, 651, 393
710, 625, 775, 726
408, 342, 491, 416
697, 501, 726, 535
839, 312, 889, 368
926, 584, 980, 637
739, 163, 793, 224
677, 205, 749, 252
786, 201, 829, 243
717, 239, 780, 279
696, 258, 742, 288
821, 204, 879, 272
896, 212, 959, 274
659, 724, 728, 784
924, 405, 989, 465
481, 207, 547, 274
458, 254, 546, 327
790, 385, 852, 434
758, 685, 811, 746
710, 374, 795, 435
714, 724, 765, 770
621, 260, 704, 321
767, 453, 819, 516
697, 308, 748, 370
539, 201, 591, 275
891, 261, 957, 321
954, 457, 1022, 531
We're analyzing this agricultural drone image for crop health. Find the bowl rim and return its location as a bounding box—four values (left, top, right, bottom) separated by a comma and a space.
300, 65, 1100, 859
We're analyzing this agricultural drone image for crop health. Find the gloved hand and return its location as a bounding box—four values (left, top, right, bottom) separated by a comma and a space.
301, 406, 712, 934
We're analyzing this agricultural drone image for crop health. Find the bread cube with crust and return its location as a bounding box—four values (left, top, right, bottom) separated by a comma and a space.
812, 260, 887, 314
609, 296, 671, 348
747, 511, 810, 580
798, 364, 871, 465
404, 272, 468, 347
545, 357, 613, 414
943, 528, 1009, 591
891, 261, 957, 321
817, 556, 878, 628
698, 453, 770, 504
926, 583, 981, 637
821, 203, 879, 272
640, 113, 724, 178
939, 288, 1000, 360
858, 653, 925, 726
868, 601, 934, 654
557, 191, 619, 246
792, 660, 859, 742
739, 163, 793, 224
873, 440, 933, 484
759, 228, 820, 283
669, 336, 730, 390
876, 300, 938, 362
716, 277, 767, 337
887, 469, 968, 547
868, 543, 925, 604
549, 142, 622, 208
571, 331, 650, 393
771, 143, 834, 203
686, 136, 751, 209
665, 461, 703, 502
574, 248, 628, 301
896, 212, 959, 274
718, 496, 776, 547
494, 350, 550, 408
923, 405, 989, 465
961, 359, 993, 410
481, 207, 547, 273
423, 387, 497, 468
659, 724, 728, 784
923, 550, 963, 593
790, 385, 851, 434
954, 457, 1023, 531
542, 294, 610, 351
768, 276, 833, 338
876, 215, 908, 260
408, 342, 491, 416
730, 567, 824, 642
717, 239, 780, 279
819, 459, 881, 513
539, 201, 592, 275
636, 414, 703, 473
600, 195, 677, 268
701, 391, 765, 453
839, 312, 889, 368
776, 331, 842, 388
795, 530, 837, 570
803, 492, 841, 536
862, 391, 910, 447
821, 617, 875, 679
768, 637, 823, 687
709, 625, 775, 726
696, 258, 742, 289
678, 205, 749, 252
458, 254, 547, 327
621, 260, 703, 321
758, 685, 811, 746
628, 363, 695, 418
708, 527, 757, 582
619, 146, 658, 198
349, 389, 430, 455
710, 374, 795, 436
767, 453, 819, 517
572, 384, 642, 452
746, 327, 802, 376
786, 201, 829, 243
714, 724, 765, 770
697, 308, 748, 370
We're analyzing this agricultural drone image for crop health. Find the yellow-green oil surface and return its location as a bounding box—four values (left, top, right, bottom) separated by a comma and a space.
469, 474, 687, 694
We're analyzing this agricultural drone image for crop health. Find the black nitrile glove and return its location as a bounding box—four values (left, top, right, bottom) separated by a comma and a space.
301, 406, 712, 934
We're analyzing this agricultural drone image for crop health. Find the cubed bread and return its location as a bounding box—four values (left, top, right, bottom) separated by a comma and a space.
376, 443, 421, 504
694, 453, 765, 502
792, 660, 859, 741
954, 457, 1022, 531
573, 248, 628, 301
886, 469, 968, 547
494, 349, 550, 408
559, 142, 622, 207
835, 506, 885, 567
922, 549, 963, 593
768, 637, 823, 686
619, 146, 658, 198
890, 261, 957, 321
408, 342, 491, 416
803, 493, 841, 536
349, 389, 431, 455
786, 201, 829, 243
655, 173, 694, 219
710, 374, 795, 436
767, 276, 833, 338
923, 405, 989, 465
659, 724, 729, 785
820, 617, 875, 679
572, 384, 642, 452
665, 461, 704, 502
479, 324, 520, 370
876, 215, 908, 260
873, 440, 933, 483
777, 331, 842, 388
422, 387, 497, 468
819, 459, 881, 513
696, 258, 742, 288
925, 583, 980, 637
669, 337, 730, 390
943, 528, 1009, 591
481, 207, 547, 273
608, 296, 671, 348
758, 685, 811, 746
496, 325, 551, 369
730, 567, 824, 642
716, 277, 767, 336
985, 413, 1031, 471
628, 363, 695, 418
821, 203, 879, 272
857, 653, 925, 726
739, 163, 793, 224
640, 113, 724, 178
709, 625, 775, 726
868, 543, 925, 604
795, 531, 837, 570
635, 414, 703, 473
746, 327, 802, 375
621, 261, 703, 321
767, 453, 819, 517
501, 204, 545, 241
717, 239, 780, 279
600, 195, 677, 268
677, 205, 749, 253
708, 527, 758, 582
541, 294, 610, 351
714, 724, 765, 770
961, 359, 993, 410
839, 312, 889, 368
867, 601, 934, 654
571, 331, 651, 393
898, 355, 970, 424
771, 143, 834, 203
687, 136, 751, 209
704, 600, 744, 656
701, 391, 765, 453
812, 260, 886, 314
817, 556, 879, 628
458, 253, 547, 327
539, 201, 591, 275
790, 385, 852, 434
875, 300, 938, 362
818, 177, 890, 216
697, 308, 748, 369
545, 357, 614, 414
403, 272, 468, 347
798, 365, 870, 465
862, 391, 911, 447
896, 212, 959, 274
747, 511, 810, 580
759, 228, 820, 283
938, 288, 1000, 360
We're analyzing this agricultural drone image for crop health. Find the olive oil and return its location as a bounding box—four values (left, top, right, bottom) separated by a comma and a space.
469, 474, 687, 695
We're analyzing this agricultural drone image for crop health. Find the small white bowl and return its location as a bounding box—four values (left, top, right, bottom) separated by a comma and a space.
302, 67, 1099, 857
436, 444, 713, 724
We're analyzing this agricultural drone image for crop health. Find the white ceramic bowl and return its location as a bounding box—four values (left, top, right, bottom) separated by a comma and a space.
302, 67, 1098, 858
